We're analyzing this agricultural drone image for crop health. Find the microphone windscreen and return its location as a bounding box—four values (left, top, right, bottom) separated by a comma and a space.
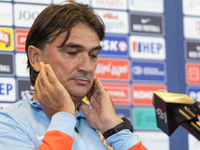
152, 89, 167, 106
153, 91, 195, 135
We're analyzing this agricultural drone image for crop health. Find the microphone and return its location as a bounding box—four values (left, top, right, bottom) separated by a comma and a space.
153, 90, 200, 140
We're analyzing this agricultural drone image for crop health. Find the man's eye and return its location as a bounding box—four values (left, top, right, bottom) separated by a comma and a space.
68, 52, 77, 56
90, 54, 98, 59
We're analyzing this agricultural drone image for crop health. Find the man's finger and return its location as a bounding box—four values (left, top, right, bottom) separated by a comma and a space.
94, 78, 106, 94
45, 64, 59, 86
80, 102, 90, 118
34, 71, 43, 100
38, 62, 50, 88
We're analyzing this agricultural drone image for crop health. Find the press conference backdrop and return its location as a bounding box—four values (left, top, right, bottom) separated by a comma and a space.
0, 0, 200, 149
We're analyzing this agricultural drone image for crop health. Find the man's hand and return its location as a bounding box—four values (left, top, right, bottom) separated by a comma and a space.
34, 62, 75, 117
80, 78, 123, 133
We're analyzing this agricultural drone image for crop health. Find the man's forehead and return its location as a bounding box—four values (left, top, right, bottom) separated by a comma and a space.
47, 23, 100, 48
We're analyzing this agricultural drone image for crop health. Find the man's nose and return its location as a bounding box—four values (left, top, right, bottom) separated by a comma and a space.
77, 54, 94, 73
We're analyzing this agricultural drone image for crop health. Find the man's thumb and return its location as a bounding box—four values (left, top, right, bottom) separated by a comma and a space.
80, 102, 90, 117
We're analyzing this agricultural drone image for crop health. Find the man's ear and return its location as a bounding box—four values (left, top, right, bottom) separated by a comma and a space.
28, 45, 43, 72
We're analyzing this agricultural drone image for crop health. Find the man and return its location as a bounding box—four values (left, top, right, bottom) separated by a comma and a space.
0, 2, 147, 150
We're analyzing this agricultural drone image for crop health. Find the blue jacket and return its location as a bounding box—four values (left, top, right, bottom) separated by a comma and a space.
0, 91, 146, 150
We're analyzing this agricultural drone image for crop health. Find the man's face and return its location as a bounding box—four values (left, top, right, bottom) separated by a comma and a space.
41, 23, 101, 101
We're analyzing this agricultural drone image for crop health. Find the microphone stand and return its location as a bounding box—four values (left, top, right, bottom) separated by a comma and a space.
172, 102, 200, 141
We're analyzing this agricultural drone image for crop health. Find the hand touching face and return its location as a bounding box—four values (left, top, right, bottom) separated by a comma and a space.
34, 62, 75, 117
31, 23, 102, 107
30, 23, 102, 116
80, 78, 123, 133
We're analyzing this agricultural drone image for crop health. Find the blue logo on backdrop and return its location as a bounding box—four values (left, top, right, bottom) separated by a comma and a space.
132, 61, 166, 82
0, 83, 12, 95
99, 35, 128, 57
115, 108, 131, 121
187, 86, 200, 102
133, 42, 162, 54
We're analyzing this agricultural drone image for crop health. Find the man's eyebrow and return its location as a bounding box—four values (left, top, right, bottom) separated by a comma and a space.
60, 43, 83, 50
60, 43, 102, 51
91, 45, 102, 51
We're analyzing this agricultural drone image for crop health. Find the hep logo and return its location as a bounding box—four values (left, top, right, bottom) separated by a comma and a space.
132, 41, 162, 53
0, 83, 12, 95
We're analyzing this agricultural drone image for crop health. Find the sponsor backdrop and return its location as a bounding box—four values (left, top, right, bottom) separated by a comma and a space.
0, 0, 200, 149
